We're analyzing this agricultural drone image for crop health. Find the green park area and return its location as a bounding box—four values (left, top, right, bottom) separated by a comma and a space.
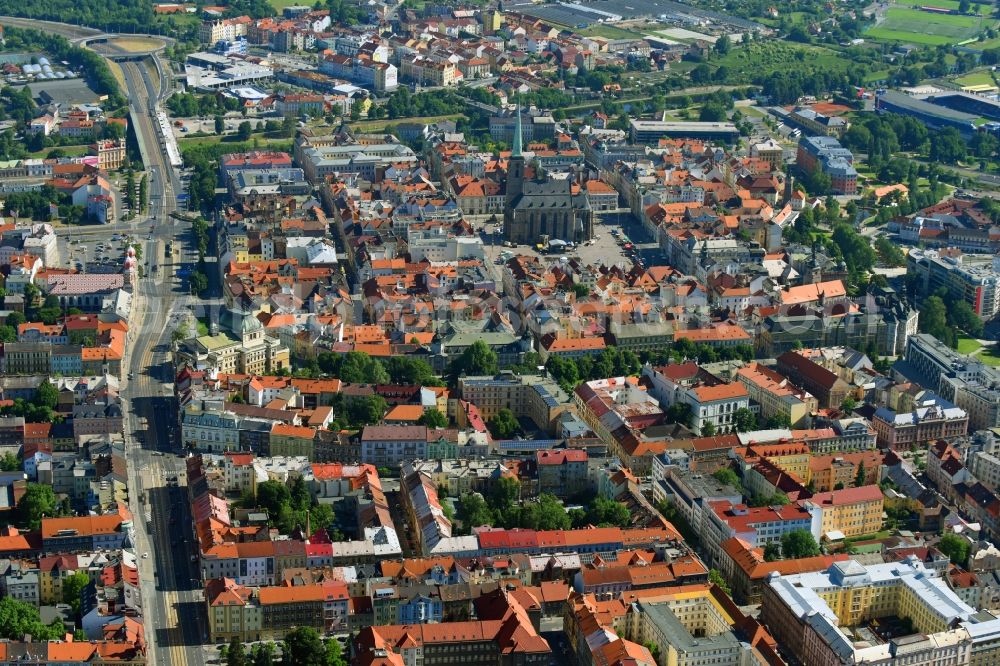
713, 42, 856, 80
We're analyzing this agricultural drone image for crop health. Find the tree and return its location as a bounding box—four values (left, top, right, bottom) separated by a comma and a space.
712, 467, 740, 489
255, 480, 291, 517
138, 174, 148, 213
708, 568, 731, 595
0, 596, 63, 640
215, 115, 225, 135
664, 402, 692, 426
457, 492, 494, 532
577, 497, 631, 528
237, 120, 253, 141
960, 0, 971, 12
780, 529, 821, 558
490, 476, 521, 513
929, 128, 967, 164
855, 461, 866, 488
226, 637, 248, 666
487, 408, 519, 439
452, 340, 498, 377
62, 571, 90, 616
36, 381, 58, 410
841, 396, 858, 412
282, 627, 328, 666
326, 638, 347, 666
938, 533, 971, 565
919, 295, 952, 346
732, 408, 757, 432
346, 395, 388, 426
763, 542, 782, 561
252, 643, 275, 666
875, 236, 906, 267
0, 452, 18, 472
701, 421, 717, 436
714, 34, 731, 55
384, 357, 441, 386
948, 299, 985, 338
15, 483, 59, 530
699, 103, 727, 122
189, 270, 209, 296
417, 408, 448, 429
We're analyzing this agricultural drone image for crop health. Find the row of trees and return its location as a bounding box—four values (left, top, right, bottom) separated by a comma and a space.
221, 626, 346, 666
167, 93, 243, 118
455, 477, 570, 533
544, 347, 642, 393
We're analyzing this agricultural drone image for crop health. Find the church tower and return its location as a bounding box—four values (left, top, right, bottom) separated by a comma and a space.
506, 105, 525, 204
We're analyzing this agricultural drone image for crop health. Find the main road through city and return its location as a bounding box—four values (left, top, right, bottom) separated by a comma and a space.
0, 15, 210, 665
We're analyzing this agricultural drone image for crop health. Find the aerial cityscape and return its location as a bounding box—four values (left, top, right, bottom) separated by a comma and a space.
7, 0, 1000, 664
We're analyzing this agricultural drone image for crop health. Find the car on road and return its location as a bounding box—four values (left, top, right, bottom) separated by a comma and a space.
142, 552, 149, 559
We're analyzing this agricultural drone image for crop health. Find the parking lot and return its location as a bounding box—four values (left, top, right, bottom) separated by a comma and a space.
171, 116, 269, 139
60, 235, 131, 271
482, 209, 661, 274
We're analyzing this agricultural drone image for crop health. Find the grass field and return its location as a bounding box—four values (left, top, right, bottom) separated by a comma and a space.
348, 113, 466, 133
580, 24, 644, 39
268, 0, 309, 9
866, 7, 990, 44
110, 37, 165, 52
957, 335, 983, 355
714, 42, 856, 80
954, 70, 996, 87
27, 144, 90, 159
977, 347, 1000, 365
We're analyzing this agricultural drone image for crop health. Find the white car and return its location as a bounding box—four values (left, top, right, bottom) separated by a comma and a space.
142, 552, 149, 559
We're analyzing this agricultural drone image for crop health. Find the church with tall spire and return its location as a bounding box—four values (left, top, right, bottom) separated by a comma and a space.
502, 106, 592, 245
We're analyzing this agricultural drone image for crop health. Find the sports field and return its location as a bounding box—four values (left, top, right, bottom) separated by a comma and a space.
893, 0, 989, 14
866, 7, 989, 45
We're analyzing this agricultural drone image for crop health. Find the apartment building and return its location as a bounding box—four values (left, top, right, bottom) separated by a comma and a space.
776, 350, 851, 410
908, 249, 1000, 319
641, 363, 749, 434
401, 465, 452, 555
258, 582, 350, 638
206, 577, 260, 642
200, 16, 251, 44
268, 423, 315, 459
800, 485, 884, 539
457, 374, 571, 435
735, 362, 817, 427
653, 466, 742, 542
536, 449, 589, 497
873, 398, 969, 450
903, 334, 1000, 431
762, 558, 1000, 665
40, 512, 131, 553
620, 587, 780, 666
796, 135, 857, 194
355, 590, 550, 665
703, 501, 816, 567
181, 406, 240, 453
360, 425, 427, 466
716, 537, 849, 604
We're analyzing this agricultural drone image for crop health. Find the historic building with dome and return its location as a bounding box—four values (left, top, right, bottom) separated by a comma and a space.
502, 109, 593, 245
174, 306, 289, 375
